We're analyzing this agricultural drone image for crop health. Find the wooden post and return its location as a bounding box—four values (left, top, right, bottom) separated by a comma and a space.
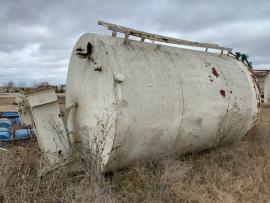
220, 49, 224, 56
112, 31, 117, 37
124, 31, 130, 44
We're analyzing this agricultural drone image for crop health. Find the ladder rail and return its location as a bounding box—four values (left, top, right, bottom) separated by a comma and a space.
98, 20, 232, 52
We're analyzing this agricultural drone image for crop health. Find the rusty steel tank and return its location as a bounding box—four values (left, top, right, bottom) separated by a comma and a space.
66, 31, 260, 172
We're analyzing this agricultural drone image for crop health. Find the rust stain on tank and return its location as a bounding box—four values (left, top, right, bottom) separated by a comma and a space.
220, 90, 226, 97
250, 72, 260, 92
212, 67, 219, 78
249, 71, 261, 113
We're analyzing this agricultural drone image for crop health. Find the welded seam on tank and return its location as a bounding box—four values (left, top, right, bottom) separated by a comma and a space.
97, 39, 120, 169
211, 60, 242, 144
246, 66, 261, 129
177, 79, 185, 141
101, 39, 123, 170
160, 49, 186, 143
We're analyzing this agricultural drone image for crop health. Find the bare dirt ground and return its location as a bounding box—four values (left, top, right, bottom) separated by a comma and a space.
0, 93, 18, 105
0, 93, 18, 112
0, 106, 269, 202
0, 93, 66, 112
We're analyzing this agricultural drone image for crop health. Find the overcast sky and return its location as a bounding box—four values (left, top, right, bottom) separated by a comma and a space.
0, 0, 270, 85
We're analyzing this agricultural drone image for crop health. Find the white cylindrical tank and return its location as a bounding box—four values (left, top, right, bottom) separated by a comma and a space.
66, 33, 260, 172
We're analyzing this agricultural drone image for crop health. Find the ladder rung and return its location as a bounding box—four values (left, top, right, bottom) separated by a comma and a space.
98, 20, 232, 52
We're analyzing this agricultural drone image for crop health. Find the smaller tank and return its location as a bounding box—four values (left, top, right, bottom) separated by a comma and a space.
0, 118, 11, 129
0, 131, 10, 140
15, 129, 31, 139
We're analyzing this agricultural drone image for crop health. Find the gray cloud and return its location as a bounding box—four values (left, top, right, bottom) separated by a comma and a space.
0, 0, 270, 85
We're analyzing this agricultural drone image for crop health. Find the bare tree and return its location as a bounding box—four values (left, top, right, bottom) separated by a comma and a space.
33, 81, 49, 88
3, 81, 15, 92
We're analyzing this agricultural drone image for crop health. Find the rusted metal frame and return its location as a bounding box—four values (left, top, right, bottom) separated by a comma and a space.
98, 20, 232, 51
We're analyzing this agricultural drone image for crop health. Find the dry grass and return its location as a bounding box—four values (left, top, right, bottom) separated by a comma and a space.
111, 133, 270, 202
110, 106, 270, 202
0, 141, 117, 202
0, 106, 269, 202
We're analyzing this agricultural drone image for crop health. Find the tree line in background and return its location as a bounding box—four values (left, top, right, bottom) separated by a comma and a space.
0, 81, 65, 93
